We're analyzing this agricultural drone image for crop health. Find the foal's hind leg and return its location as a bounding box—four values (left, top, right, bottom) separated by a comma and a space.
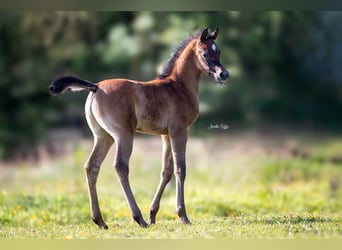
84, 134, 113, 229
148, 135, 174, 225
113, 132, 148, 228
84, 93, 113, 229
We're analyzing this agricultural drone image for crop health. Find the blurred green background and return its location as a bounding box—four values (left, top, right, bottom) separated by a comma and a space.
0, 11, 341, 160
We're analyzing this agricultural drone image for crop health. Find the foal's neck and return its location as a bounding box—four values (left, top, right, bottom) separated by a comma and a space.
172, 41, 201, 97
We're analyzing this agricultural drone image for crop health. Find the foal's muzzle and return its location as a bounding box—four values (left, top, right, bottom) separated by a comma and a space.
211, 66, 229, 84
217, 69, 229, 83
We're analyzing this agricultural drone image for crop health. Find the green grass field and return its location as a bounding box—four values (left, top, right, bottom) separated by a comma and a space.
0, 130, 341, 239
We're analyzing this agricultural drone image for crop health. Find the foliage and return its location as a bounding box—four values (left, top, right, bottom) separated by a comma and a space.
0, 12, 342, 159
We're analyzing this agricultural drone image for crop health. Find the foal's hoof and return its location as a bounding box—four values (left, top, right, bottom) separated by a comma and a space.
99, 223, 109, 230
180, 217, 191, 225
92, 218, 109, 230
147, 213, 156, 225
139, 220, 149, 228
147, 218, 156, 226
133, 215, 149, 228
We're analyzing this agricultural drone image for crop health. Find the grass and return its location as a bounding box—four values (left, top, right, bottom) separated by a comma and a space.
0, 131, 341, 239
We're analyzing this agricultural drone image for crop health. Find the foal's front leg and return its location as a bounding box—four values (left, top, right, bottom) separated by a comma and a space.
148, 135, 174, 225
113, 133, 148, 228
170, 129, 191, 224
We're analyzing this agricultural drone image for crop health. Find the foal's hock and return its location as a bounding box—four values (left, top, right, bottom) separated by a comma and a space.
49, 28, 229, 229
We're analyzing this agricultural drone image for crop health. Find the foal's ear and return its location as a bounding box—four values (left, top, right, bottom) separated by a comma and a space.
210, 27, 219, 40
200, 28, 209, 41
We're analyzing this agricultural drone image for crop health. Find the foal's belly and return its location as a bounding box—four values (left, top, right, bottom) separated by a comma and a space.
135, 119, 168, 135
133, 85, 171, 135
135, 112, 169, 135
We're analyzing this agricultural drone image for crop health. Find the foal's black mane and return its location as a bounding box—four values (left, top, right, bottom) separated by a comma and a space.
158, 29, 203, 79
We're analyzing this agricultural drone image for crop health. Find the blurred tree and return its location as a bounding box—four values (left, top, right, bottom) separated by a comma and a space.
0, 11, 341, 160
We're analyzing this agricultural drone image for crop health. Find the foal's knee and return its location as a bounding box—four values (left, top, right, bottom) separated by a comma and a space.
174, 166, 186, 182
114, 158, 129, 179
162, 167, 173, 181
85, 164, 100, 183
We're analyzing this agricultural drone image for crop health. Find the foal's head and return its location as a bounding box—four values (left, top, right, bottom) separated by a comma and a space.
195, 28, 229, 83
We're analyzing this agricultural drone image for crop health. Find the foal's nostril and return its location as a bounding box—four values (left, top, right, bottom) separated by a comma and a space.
219, 70, 229, 80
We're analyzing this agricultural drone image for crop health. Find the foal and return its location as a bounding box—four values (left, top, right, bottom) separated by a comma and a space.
49, 28, 229, 229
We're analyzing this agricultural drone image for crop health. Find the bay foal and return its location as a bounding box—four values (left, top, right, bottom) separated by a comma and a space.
49, 28, 229, 229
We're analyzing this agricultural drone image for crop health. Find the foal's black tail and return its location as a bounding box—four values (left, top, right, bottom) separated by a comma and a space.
49, 76, 98, 95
